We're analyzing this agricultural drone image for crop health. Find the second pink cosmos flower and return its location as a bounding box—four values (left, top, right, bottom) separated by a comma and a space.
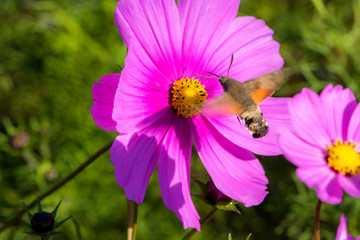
91, 0, 289, 230
280, 84, 360, 204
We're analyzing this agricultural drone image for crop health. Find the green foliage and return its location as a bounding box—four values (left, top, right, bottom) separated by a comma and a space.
245, 233, 252, 240
0, 0, 359, 239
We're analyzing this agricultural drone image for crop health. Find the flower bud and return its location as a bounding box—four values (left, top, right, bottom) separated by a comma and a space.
206, 179, 231, 204
9, 131, 29, 149
30, 211, 55, 233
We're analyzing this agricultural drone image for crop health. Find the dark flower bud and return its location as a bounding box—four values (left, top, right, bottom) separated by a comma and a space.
206, 179, 232, 204
30, 211, 55, 233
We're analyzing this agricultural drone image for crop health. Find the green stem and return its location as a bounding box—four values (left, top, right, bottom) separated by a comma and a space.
0, 141, 113, 233
314, 199, 322, 240
182, 208, 218, 240
127, 200, 138, 240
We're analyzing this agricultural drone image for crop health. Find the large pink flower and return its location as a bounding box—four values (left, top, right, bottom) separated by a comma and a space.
91, 0, 289, 230
335, 215, 360, 240
280, 84, 360, 204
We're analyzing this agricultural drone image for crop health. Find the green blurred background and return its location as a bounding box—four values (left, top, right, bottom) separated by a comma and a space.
0, 0, 359, 239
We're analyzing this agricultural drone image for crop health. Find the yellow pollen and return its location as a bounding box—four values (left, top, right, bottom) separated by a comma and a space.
327, 139, 360, 175
171, 77, 208, 118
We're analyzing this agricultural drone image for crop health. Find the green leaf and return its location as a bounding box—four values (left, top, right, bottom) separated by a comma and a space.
190, 175, 208, 193
24, 231, 42, 236
37, 199, 42, 212
19, 218, 32, 229
22, 202, 33, 221
190, 193, 211, 205
215, 201, 241, 215
245, 233, 252, 240
55, 216, 72, 229
72, 217, 82, 239
51, 201, 62, 218
228, 233, 232, 240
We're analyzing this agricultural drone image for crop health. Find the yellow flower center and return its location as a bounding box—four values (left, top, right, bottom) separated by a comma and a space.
327, 139, 360, 175
171, 77, 208, 118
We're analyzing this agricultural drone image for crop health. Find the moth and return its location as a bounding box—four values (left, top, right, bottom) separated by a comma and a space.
203, 56, 292, 138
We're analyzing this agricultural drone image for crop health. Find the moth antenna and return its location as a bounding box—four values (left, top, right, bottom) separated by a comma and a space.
117, 64, 123, 71
206, 72, 220, 78
227, 54, 234, 77
195, 72, 220, 79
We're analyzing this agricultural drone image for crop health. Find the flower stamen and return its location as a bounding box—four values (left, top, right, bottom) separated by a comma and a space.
327, 139, 360, 175
171, 77, 208, 118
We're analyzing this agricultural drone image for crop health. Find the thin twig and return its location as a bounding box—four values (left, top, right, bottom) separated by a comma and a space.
314, 199, 322, 240
127, 200, 138, 240
182, 208, 218, 240
0, 141, 113, 233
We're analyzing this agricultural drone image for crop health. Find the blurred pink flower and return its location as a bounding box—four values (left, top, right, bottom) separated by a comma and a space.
335, 215, 360, 240
91, 0, 289, 230
280, 84, 360, 204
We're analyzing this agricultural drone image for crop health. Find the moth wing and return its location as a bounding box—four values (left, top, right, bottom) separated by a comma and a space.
243, 67, 292, 104
250, 89, 275, 105
205, 92, 246, 117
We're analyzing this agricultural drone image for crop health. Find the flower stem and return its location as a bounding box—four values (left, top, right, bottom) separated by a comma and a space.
182, 208, 218, 240
314, 199, 322, 240
0, 141, 113, 233
127, 200, 138, 240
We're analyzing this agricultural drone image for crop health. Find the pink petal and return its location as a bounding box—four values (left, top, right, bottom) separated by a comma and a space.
260, 97, 291, 128
191, 115, 268, 207
279, 127, 327, 168
203, 97, 290, 155
158, 117, 200, 230
296, 167, 343, 204
335, 215, 357, 240
288, 88, 332, 148
115, 0, 182, 80
320, 84, 357, 141
338, 175, 360, 198
177, 0, 240, 76
111, 110, 176, 203
113, 41, 173, 133
348, 103, 360, 145
335, 215, 349, 240
90, 73, 120, 131
206, 16, 284, 81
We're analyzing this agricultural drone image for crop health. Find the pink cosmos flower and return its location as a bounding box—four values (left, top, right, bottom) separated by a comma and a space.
91, 0, 289, 230
279, 84, 360, 204
335, 215, 360, 240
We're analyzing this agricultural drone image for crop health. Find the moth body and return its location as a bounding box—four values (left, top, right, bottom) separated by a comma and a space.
219, 76, 269, 138
205, 67, 292, 138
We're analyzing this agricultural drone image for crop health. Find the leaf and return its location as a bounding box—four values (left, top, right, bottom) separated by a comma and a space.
22, 202, 33, 221
190, 175, 208, 193
51, 201, 62, 218
245, 233, 253, 240
24, 231, 42, 236
37, 199, 42, 212
72, 217, 82, 239
215, 201, 241, 215
190, 193, 211, 205
19, 218, 32, 229
228, 233, 232, 240
55, 216, 72, 229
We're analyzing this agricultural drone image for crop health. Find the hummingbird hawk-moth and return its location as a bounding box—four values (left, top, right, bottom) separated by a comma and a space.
203, 56, 292, 138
